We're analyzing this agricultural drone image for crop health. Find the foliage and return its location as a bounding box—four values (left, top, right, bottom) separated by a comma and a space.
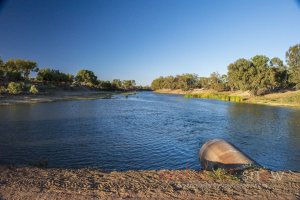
2, 43, 299, 96
7, 82, 23, 94
29, 85, 39, 94
5, 71, 23, 82
0, 59, 37, 80
15, 59, 38, 78
185, 93, 244, 102
122, 80, 136, 90
209, 72, 228, 91
99, 80, 112, 89
151, 74, 199, 91
227, 56, 287, 95
0, 85, 6, 94
198, 77, 210, 89
75, 69, 98, 86
112, 79, 122, 89
37, 68, 73, 83
0, 57, 142, 93
286, 44, 300, 88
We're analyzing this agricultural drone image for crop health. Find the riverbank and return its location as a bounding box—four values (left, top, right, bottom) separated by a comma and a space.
0, 90, 129, 105
0, 166, 299, 199
155, 89, 300, 108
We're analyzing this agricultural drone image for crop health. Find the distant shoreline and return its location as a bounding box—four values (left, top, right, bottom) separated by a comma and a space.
0, 90, 130, 105
0, 166, 299, 199
155, 89, 300, 108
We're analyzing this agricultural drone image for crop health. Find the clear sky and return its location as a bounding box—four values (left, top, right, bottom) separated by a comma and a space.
0, 0, 300, 85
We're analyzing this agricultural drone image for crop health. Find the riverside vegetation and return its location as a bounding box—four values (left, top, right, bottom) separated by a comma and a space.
151, 44, 300, 106
0, 58, 150, 97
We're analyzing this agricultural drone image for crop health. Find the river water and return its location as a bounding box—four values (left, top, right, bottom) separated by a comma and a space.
0, 92, 299, 171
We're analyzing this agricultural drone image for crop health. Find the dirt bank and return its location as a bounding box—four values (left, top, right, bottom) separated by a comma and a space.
155, 89, 300, 108
0, 91, 121, 105
0, 166, 299, 199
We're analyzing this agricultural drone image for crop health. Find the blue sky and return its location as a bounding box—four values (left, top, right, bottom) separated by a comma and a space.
0, 0, 300, 85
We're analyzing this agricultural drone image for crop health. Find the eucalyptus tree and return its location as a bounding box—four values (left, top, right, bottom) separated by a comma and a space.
112, 79, 122, 89
75, 69, 98, 86
37, 68, 73, 83
176, 73, 198, 91
286, 44, 300, 89
122, 80, 136, 90
227, 58, 254, 91
15, 59, 38, 79
151, 76, 165, 90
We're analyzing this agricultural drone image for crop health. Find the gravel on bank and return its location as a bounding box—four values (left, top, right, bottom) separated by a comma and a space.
0, 166, 299, 200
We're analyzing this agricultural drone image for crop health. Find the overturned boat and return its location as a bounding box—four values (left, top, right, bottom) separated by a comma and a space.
199, 139, 260, 170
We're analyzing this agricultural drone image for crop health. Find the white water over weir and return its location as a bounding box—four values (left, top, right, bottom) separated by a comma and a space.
199, 139, 261, 170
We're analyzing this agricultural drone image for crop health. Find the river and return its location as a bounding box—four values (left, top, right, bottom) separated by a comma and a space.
0, 92, 299, 171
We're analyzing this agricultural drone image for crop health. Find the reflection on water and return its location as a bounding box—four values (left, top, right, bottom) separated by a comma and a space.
0, 92, 299, 171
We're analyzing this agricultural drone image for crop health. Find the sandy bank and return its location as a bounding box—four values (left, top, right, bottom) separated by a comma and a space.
155, 89, 300, 108
0, 166, 299, 199
0, 91, 121, 105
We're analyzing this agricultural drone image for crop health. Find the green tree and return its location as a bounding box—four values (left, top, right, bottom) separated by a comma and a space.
270, 57, 284, 68
162, 76, 177, 89
122, 80, 136, 90
99, 80, 112, 89
75, 70, 98, 86
198, 77, 210, 88
176, 74, 198, 91
270, 57, 288, 89
228, 56, 286, 95
15, 59, 38, 79
37, 68, 73, 83
286, 44, 300, 89
209, 72, 227, 91
151, 76, 165, 90
227, 58, 254, 91
1, 59, 23, 81
112, 79, 122, 89
250, 55, 270, 93
36, 68, 54, 82
3, 59, 18, 72
6, 71, 22, 82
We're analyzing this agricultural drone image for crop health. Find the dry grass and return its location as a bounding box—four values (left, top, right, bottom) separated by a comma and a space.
155, 89, 300, 108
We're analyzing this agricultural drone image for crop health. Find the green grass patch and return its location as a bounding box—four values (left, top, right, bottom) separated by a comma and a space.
208, 168, 240, 181
185, 93, 244, 102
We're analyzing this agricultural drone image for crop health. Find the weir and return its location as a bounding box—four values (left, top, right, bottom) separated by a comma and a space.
199, 139, 260, 170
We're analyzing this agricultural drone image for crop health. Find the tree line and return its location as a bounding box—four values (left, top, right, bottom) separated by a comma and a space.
151, 44, 300, 95
0, 58, 149, 95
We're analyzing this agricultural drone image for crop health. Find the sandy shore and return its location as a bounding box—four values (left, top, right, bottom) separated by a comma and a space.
0, 91, 121, 105
155, 89, 300, 108
0, 166, 299, 200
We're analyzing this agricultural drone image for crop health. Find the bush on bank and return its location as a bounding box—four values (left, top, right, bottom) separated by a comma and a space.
7, 82, 24, 94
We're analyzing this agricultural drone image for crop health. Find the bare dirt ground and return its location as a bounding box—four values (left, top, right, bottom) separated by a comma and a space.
0, 166, 299, 200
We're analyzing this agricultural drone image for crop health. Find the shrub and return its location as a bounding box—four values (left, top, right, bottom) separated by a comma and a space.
29, 85, 39, 94
7, 82, 23, 94
0, 85, 7, 94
